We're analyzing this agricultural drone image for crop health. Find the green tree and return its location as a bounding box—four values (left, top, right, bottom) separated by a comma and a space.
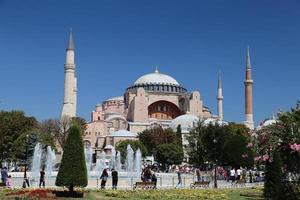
138, 127, 179, 156
187, 121, 253, 168
264, 151, 283, 200
222, 134, 253, 168
39, 116, 87, 151
0, 110, 37, 163
55, 124, 87, 192
115, 140, 147, 163
156, 143, 184, 170
176, 125, 183, 145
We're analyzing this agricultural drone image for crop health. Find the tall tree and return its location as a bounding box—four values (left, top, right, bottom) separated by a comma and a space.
55, 124, 87, 192
138, 127, 179, 156
156, 143, 184, 170
39, 116, 87, 151
0, 110, 37, 163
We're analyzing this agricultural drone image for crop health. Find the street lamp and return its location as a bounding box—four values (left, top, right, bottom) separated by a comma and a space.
213, 138, 218, 188
23, 134, 29, 188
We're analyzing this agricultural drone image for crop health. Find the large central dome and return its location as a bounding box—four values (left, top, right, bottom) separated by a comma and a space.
134, 69, 180, 86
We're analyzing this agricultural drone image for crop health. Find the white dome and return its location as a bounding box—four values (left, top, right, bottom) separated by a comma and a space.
110, 130, 137, 137
256, 119, 277, 130
204, 118, 228, 126
170, 114, 199, 133
134, 70, 180, 86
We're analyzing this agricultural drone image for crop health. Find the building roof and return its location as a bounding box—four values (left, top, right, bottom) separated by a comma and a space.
110, 130, 137, 137
170, 114, 199, 133
134, 70, 180, 86
106, 96, 124, 102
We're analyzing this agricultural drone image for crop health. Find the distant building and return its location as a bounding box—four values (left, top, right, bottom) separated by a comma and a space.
60, 31, 255, 159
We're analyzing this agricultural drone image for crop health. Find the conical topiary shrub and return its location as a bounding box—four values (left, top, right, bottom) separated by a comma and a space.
55, 124, 87, 192
263, 151, 283, 200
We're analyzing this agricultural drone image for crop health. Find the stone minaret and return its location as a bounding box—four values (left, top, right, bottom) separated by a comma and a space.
61, 30, 77, 119
244, 47, 254, 129
217, 71, 223, 121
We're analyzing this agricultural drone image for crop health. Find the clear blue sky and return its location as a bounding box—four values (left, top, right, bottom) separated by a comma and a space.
0, 0, 299, 125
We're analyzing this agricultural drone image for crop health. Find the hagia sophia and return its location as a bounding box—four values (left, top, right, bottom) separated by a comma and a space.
60, 31, 254, 157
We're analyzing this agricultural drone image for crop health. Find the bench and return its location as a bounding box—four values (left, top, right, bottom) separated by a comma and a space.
133, 182, 156, 190
190, 181, 210, 189
232, 179, 246, 187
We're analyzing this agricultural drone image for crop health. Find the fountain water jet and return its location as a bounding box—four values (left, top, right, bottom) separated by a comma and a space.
134, 148, 142, 177
45, 146, 56, 178
31, 143, 42, 186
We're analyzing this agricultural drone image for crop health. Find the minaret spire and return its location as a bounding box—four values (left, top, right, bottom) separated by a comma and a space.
67, 28, 75, 50
244, 47, 254, 129
61, 30, 77, 119
217, 70, 223, 121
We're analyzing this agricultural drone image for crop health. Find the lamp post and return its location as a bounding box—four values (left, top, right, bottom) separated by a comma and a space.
213, 138, 218, 188
23, 134, 29, 188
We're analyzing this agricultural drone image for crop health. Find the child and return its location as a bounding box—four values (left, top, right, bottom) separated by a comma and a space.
6, 175, 12, 188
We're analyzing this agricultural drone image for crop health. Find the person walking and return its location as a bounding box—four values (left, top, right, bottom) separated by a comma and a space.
176, 168, 183, 188
111, 168, 118, 190
195, 168, 201, 182
151, 170, 157, 189
230, 167, 236, 183
6, 175, 12, 188
39, 168, 45, 188
1, 167, 8, 186
236, 167, 242, 180
100, 169, 108, 189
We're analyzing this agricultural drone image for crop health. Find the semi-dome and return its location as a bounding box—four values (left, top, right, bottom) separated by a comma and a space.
134, 69, 180, 86
170, 114, 199, 133
110, 130, 137, 137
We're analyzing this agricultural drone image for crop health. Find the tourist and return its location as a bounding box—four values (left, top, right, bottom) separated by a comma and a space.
1, 167, 8, 186
249, 169, 253, 183
230, 167, 235, 182
6, 175, 12, 188
195, 168, 201, 182
236, 167, 242, 180
111, 168, 118, 190
39, 168, 45, 188
141, 168, 145, 182
100, 169, 108, 189
176, 168, 182, 188
151, 170, 157, 189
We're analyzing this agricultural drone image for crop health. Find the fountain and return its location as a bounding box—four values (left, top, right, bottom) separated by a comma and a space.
85, 146, 93, 176
111, 148, 116, 169
134, 148, 142, 177
45, 146, 56, 178
31, 143, 42, 186
126, 145, 134, 178
116, 151, 122, 171
95, 151, 106, 175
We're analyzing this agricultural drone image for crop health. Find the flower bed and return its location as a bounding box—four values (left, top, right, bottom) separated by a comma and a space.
102, 189, 229, 200
3, 188, 86, 199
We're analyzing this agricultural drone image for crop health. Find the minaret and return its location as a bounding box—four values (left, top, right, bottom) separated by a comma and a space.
61, 30, 77, 119
244, 47, 254, 129
217, 71, 223, 121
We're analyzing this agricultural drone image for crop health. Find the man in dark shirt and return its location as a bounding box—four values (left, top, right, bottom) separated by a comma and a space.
39, 168, 45, 188
1, 167, 8, 186
111, 168, 118, 190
